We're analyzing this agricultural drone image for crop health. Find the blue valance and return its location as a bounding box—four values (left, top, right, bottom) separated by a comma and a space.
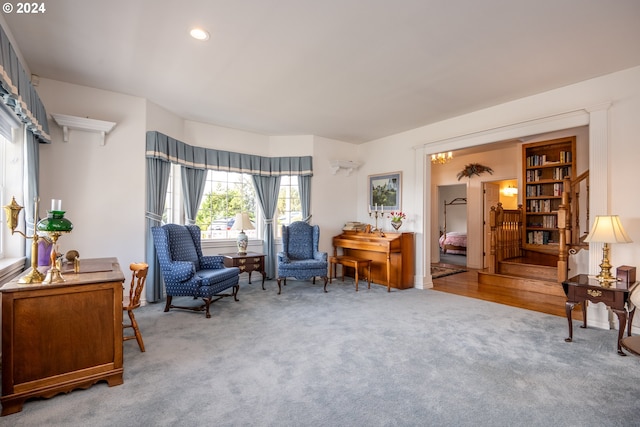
146, 131, 313, 177
0, 24, 50, 143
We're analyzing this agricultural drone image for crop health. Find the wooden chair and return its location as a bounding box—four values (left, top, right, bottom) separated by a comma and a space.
123, 262, 148, 352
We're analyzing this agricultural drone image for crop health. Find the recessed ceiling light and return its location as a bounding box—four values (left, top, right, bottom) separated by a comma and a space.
190, 28, 210, 41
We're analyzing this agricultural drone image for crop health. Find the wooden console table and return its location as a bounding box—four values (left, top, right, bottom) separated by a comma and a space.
562, 274, 637, 356
332, 231, 414, 292
1, 257, 125, 415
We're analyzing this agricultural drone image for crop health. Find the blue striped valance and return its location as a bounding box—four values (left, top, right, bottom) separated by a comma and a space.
0, 24, 50, 143
146, 131, 313, 177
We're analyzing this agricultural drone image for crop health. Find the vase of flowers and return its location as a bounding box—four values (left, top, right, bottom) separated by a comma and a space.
388, 211, 406, 230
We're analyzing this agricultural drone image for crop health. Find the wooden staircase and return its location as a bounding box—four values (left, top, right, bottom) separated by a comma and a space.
478, 255, 566, 299
482, 172, 590, 303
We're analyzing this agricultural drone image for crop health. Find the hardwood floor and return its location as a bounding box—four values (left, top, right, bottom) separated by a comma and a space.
431, 264, 575, 318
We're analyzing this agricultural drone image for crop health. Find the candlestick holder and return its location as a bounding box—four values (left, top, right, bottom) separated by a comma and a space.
368, 210, 385, 236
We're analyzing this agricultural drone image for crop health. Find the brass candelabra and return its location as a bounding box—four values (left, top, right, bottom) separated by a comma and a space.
368, 210, 385, 236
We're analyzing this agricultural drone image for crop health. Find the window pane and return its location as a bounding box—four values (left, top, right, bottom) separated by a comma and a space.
276, 176, 301, 238
161, 167, 174, 225
197, 171, 257, 240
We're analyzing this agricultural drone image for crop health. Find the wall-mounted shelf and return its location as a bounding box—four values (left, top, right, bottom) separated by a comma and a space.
329, 160, 362, 176
51, 113, 117, 146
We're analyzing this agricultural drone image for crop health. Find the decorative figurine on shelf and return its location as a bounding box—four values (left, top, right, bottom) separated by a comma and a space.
388, 211, 406, 230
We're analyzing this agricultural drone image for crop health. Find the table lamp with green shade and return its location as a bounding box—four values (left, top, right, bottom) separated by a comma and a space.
36, 199, 73, 284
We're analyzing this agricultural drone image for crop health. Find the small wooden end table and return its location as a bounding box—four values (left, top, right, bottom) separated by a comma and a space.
562, 274, 637, 356
221, 252, 266, 290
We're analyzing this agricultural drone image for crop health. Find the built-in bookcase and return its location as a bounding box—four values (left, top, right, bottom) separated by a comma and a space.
522, 136, 576, 252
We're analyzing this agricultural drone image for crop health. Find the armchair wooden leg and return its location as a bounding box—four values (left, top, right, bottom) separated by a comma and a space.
277, 278, 282, 295
164, 296, 173, 313
203, 297, 212, 318
232, 285, 239, 301
323, 276, 328, 293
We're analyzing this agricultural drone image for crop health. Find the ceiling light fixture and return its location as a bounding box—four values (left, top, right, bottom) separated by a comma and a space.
503, 186, 518, 196
189, 28, 210, 41
431, 152, 453, 165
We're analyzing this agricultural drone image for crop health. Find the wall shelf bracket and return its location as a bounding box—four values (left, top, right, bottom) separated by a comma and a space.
51, 113, 117, 145
329, 160, 362, 176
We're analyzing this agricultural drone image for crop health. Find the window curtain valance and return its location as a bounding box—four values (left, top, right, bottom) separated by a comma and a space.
0, 25, 50, 143
146, 131, 313, 177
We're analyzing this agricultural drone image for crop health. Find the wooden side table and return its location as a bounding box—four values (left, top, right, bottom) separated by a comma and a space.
221, 252, 266, 290
562, 274, 637, 356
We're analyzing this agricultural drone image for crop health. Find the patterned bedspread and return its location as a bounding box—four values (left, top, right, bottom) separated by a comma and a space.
439, 231, 467, 254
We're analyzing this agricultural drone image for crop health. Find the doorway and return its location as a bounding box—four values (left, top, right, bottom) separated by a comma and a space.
482, 178, 518, 268
437, 184, 467, 267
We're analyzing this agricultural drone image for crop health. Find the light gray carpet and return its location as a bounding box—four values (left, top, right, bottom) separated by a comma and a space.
4, 278, 640, 427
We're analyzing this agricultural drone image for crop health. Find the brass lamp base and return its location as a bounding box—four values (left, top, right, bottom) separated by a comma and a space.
18, 267, 46, 284
595, 243, 616, 287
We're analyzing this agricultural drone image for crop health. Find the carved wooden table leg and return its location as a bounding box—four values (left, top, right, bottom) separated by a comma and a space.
565, 301, 577, 342
613, 308, 628, 356
580, 301, 587, 329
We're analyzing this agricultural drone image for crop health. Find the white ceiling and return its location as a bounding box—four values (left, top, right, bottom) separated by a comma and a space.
4, 0, 640, 143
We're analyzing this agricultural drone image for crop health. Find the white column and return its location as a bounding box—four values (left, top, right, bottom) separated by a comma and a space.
414, 146, 430, 289
586, 103, 612, 330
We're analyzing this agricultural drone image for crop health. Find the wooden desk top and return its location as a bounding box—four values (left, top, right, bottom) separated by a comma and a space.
1, 257, 124, 292
219, 252, 265, 259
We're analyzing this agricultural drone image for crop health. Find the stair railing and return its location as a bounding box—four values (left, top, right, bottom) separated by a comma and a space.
488, 202, 523, 274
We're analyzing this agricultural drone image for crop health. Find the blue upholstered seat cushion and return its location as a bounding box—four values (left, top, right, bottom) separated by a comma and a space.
196, 267, 240, 285
167, 225, 201, 270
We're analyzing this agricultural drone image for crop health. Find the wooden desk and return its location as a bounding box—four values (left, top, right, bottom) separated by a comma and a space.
221, 252, 266, 290
1, 257, 125, 416
332, 231, 414, 292
562, 274, 637, 356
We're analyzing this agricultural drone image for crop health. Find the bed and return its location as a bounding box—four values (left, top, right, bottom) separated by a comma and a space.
439, 197, 467, 254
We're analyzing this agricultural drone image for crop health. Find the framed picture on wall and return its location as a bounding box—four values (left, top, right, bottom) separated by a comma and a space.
369, 172, 401, 211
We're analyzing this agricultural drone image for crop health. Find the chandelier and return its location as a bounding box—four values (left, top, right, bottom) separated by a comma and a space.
431, 152, 453, 164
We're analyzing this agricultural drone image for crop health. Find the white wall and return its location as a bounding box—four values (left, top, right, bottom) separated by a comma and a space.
37, 78, 147, 272
310, 135, 360, 253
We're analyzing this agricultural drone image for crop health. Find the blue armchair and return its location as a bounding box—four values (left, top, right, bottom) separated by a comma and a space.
277, 221, 328, 294
151, 224, 240, 318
